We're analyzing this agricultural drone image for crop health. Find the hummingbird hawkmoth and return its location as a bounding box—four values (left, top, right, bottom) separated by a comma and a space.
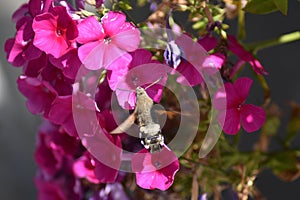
111, 79, 165, 153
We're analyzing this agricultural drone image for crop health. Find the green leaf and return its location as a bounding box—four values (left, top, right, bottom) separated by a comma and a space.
244, 0, 279, 15
266, 151, 297, 171
273, 0, 288, 15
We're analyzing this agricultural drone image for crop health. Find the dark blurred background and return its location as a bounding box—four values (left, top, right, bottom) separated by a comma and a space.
0, 0, 300, 199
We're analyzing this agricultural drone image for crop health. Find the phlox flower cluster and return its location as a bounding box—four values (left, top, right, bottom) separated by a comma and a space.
5, 0, 267, 198
5, 0, 180, 196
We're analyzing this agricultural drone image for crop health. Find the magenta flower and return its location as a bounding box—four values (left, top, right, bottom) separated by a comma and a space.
77, 11, 140, 70
49, 49, 82, 80
175, 60, 204, 86
23, 53, 47, 77
172, 33, 220, 86
110, 49, 169, 109
17, 76, 57, 115
35, 121, 80, 175
32, 6, 78, 58
5, 0, 54, 66
213, 77, 266, 134
47, 95, 77, 137
5, 17, 42, 67
35, 170, 81, 200
132, 146, 180, 190
95, 78, 113, 111
35, 127, 65, 176
227, 35, 268, 76
73, 152, 100, 184
202, 53, 225, 75
73, 109, 122, 183
198, 34, 218, 51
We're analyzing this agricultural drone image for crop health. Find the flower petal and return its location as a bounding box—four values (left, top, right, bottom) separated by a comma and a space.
33, 13, 68, 58
132, 146, 179, 190
224, 83, 241, 108
198, 34, 218, 51
112, 27, 140, 52
77, 16, 104, 44
249, 59, 268, 75
78, 41, 104, 70
101, 11, 126, 36
213, 86, 227, 110
233, 77, 253, 103
202, 53, 225, 75
241, 104, 266, 133
219, 108, 241, 135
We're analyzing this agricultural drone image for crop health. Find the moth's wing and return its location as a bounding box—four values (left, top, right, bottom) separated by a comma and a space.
154, 109, 190, 119
110, 113, 136, 134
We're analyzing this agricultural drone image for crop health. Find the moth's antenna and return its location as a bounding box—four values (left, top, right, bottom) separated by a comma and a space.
145, 76, 164, 90
116, 88, 135, 92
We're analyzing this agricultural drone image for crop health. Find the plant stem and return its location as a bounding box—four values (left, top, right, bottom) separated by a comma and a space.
247, 31, 300, 54
237, 0, 246, 40
201, 0, 214, 24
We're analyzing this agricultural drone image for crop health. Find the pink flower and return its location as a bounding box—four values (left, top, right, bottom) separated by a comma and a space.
5, 17, 42, 67
110, 49, 169, 109
213, 77, 266, 134
32, 6, 78, 58
227, 35, 268, 76
132, 146, 180, 190
202, 53, 225, 75
73, 152, 100, 184
5, 0, 54, 66
77, 11, 140, 70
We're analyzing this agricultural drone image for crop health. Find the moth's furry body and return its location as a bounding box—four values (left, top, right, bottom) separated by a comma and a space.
111, 86, 164, 153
